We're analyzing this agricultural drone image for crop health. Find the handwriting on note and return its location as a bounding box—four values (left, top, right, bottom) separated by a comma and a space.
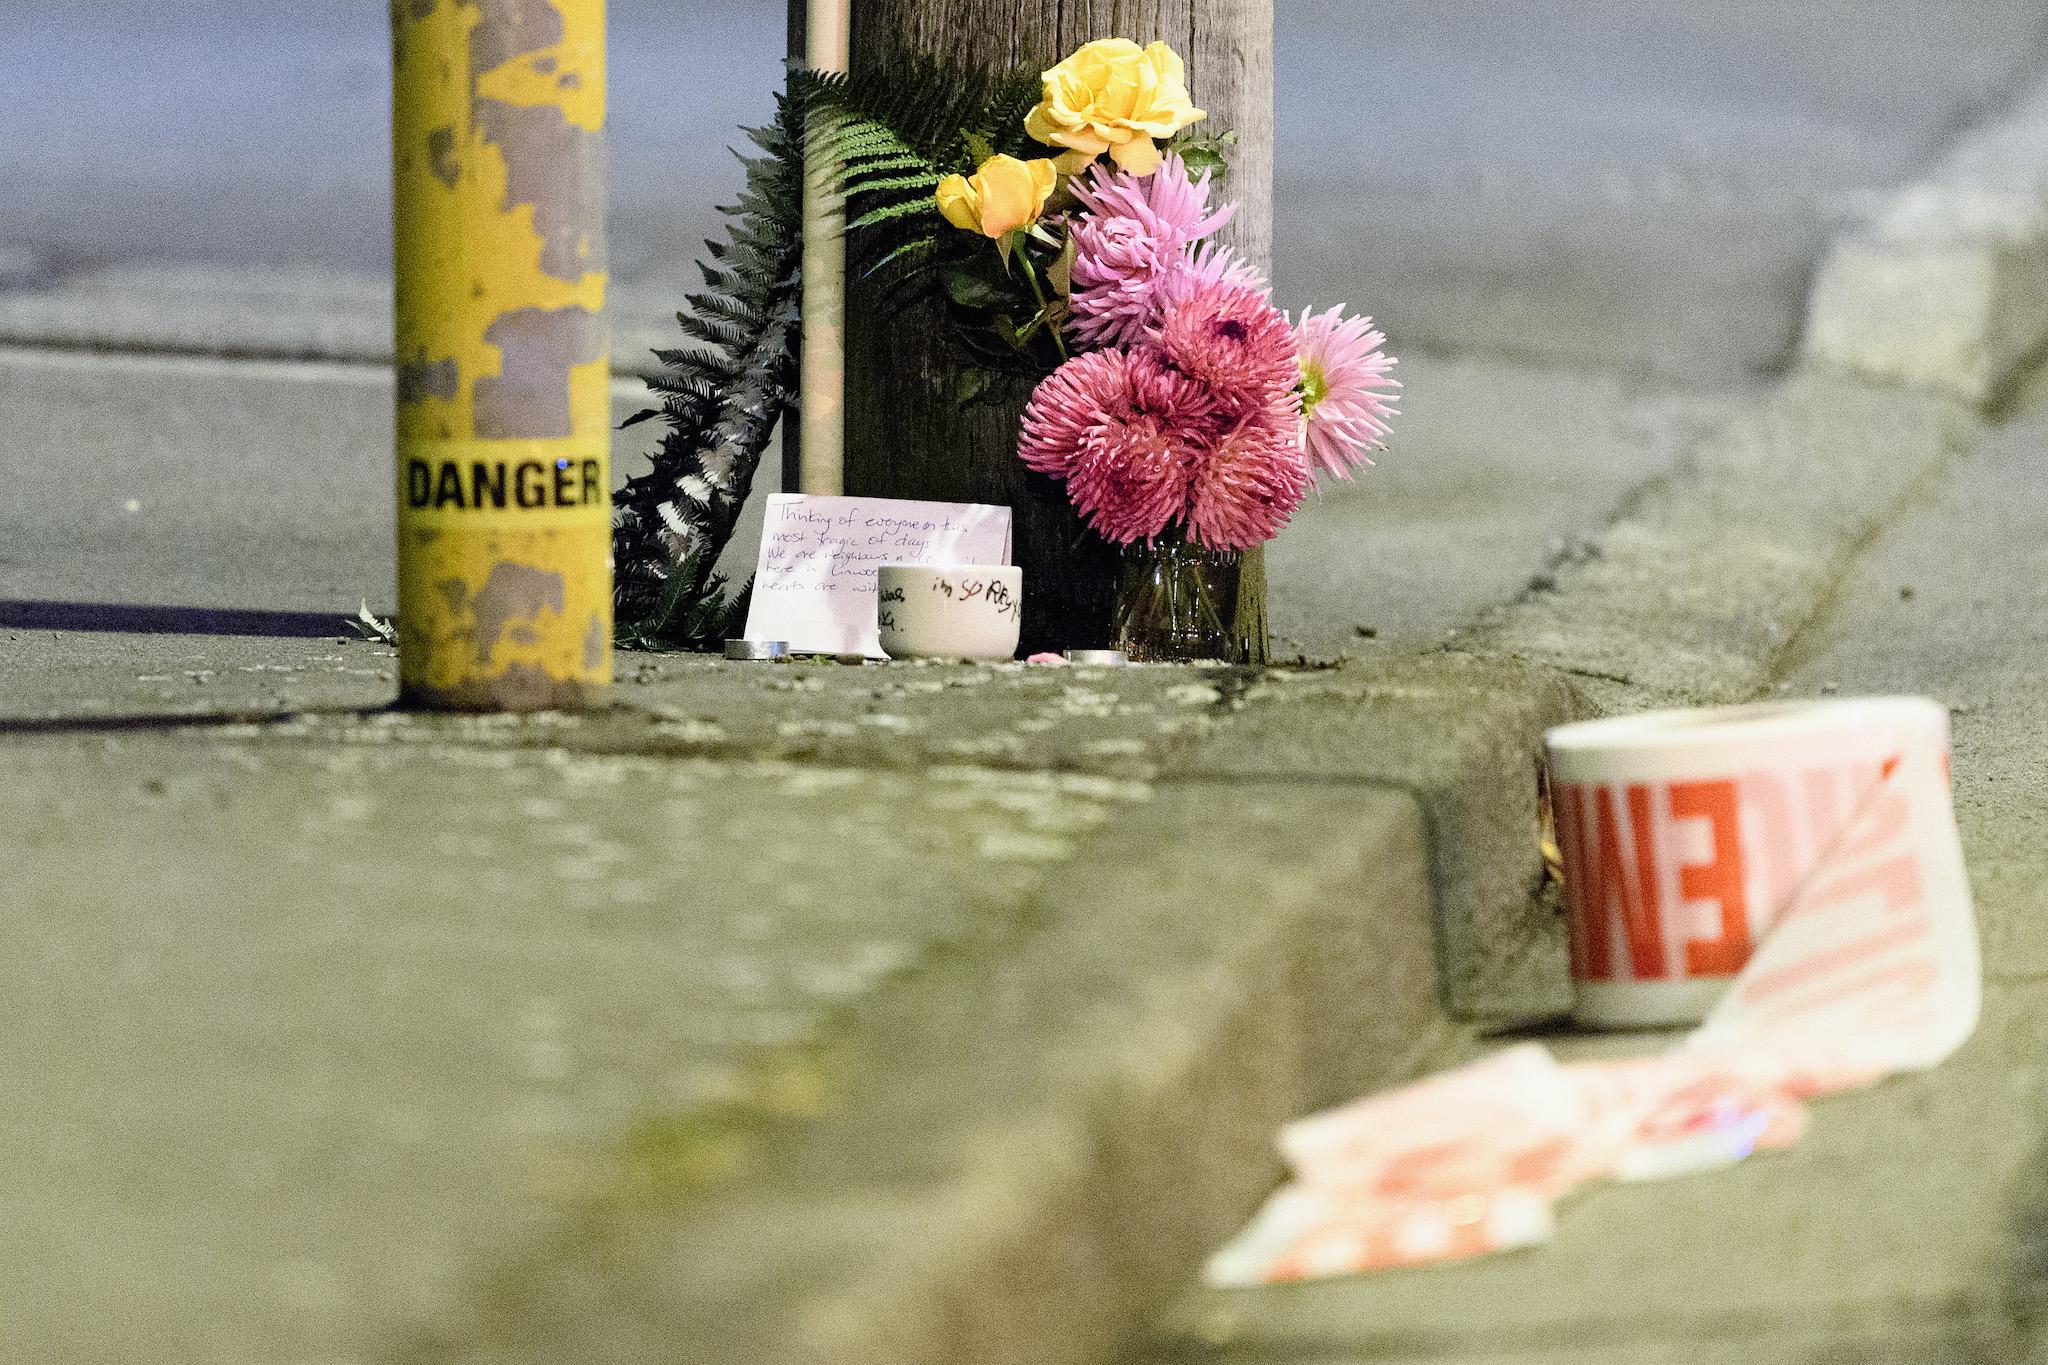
741, 494, 1013, 656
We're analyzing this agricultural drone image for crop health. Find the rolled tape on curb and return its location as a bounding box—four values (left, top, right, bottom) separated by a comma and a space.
1548, 697, 1958, 1029
1207, 697, 1979, 1285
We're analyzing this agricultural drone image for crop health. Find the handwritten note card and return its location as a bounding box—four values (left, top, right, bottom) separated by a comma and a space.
741, 494, 1014, 656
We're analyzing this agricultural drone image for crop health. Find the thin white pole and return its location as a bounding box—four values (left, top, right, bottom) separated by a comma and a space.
798, 0, 850, 495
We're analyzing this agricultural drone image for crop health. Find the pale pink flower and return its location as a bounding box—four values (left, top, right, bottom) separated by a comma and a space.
1176, 240, 1264, 295
1067, 153, 1235, 347
1293, 305, 1399, 479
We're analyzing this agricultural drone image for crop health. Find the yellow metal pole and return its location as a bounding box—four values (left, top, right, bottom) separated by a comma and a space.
390, 0, 611, 710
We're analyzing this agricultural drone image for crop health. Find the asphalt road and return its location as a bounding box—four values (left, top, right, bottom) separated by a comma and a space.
2, 0, 2044, 375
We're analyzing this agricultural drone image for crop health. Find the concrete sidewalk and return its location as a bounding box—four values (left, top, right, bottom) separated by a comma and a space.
0, 332, 2018, 1362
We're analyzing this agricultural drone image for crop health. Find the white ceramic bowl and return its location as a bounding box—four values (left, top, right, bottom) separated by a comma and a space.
875, 564, 1022, 661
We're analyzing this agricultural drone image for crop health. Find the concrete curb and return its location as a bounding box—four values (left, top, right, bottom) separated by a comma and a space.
1801, 72, 2048, 408
367, 760, 1446, 1365
1456, 371, 1978, 715
1185, 655, 1583, 1021
442, 663, 1570, 1365
0, 635, 1513, 1365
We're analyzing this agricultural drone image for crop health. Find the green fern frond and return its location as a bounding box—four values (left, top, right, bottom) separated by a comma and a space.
615, 55, 1056, 647
844, 173, 944, 196
674, 315, 753, 351
842, 153, 934, 175
976, 71, 1046, 159
686, 292, 763, 330
793, 60, 1012, 165
613, 85, 805, 648
848, 198, 952, 231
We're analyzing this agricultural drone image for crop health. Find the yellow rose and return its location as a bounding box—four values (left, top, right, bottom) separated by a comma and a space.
934, 154, 1060, 238
1024, 38, 1206, 176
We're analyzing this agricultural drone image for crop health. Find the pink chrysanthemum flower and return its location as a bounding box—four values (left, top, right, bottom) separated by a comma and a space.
1293, 305, 1399, 479
1067, 153, 1235, 347
1149, 276, 1309, 547
1154, 274, 1301, 412
1187, 406, 1311, 550
1019, 348, 1217, 545
1023, 270, 1317, 551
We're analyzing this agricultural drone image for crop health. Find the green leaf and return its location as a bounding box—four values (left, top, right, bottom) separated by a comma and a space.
954, 367, 993, 407
1045, 231, 1076, 296
941, 259, 1005, 309
864, 235, 939, 280
962, 130, 994, 166
843, 153, 934, 175
1167, 127, 1237, 183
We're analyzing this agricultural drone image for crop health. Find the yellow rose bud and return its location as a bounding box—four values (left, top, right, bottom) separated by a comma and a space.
1023, 38, 1205, 177
935, 174, 981, 233
933, 154, 1059, 238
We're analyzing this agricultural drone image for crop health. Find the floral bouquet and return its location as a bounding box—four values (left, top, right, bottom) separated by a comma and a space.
617, 37, 1397, 661
932, 40, 1397, 658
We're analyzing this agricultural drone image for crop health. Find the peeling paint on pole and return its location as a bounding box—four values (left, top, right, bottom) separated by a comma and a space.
391, 0, 611, 710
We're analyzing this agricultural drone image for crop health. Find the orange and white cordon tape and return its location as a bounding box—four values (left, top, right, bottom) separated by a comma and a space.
1207, 698, 1979, 1285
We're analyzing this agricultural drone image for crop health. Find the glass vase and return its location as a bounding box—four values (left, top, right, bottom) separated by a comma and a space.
1110, 534, 1264, 664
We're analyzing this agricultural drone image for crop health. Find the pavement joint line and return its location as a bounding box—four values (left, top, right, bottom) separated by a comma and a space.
0, 336, 394, 384
1756, 417, 1979, 690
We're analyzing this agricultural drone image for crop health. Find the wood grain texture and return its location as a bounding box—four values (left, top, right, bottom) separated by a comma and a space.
840, 0, 1275, 654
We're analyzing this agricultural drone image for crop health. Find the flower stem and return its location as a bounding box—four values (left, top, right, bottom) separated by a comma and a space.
1016, 252, 1069, 360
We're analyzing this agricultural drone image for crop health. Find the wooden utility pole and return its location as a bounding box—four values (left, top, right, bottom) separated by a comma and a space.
839, 0, 1276, 656
391, 0, 612, 709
